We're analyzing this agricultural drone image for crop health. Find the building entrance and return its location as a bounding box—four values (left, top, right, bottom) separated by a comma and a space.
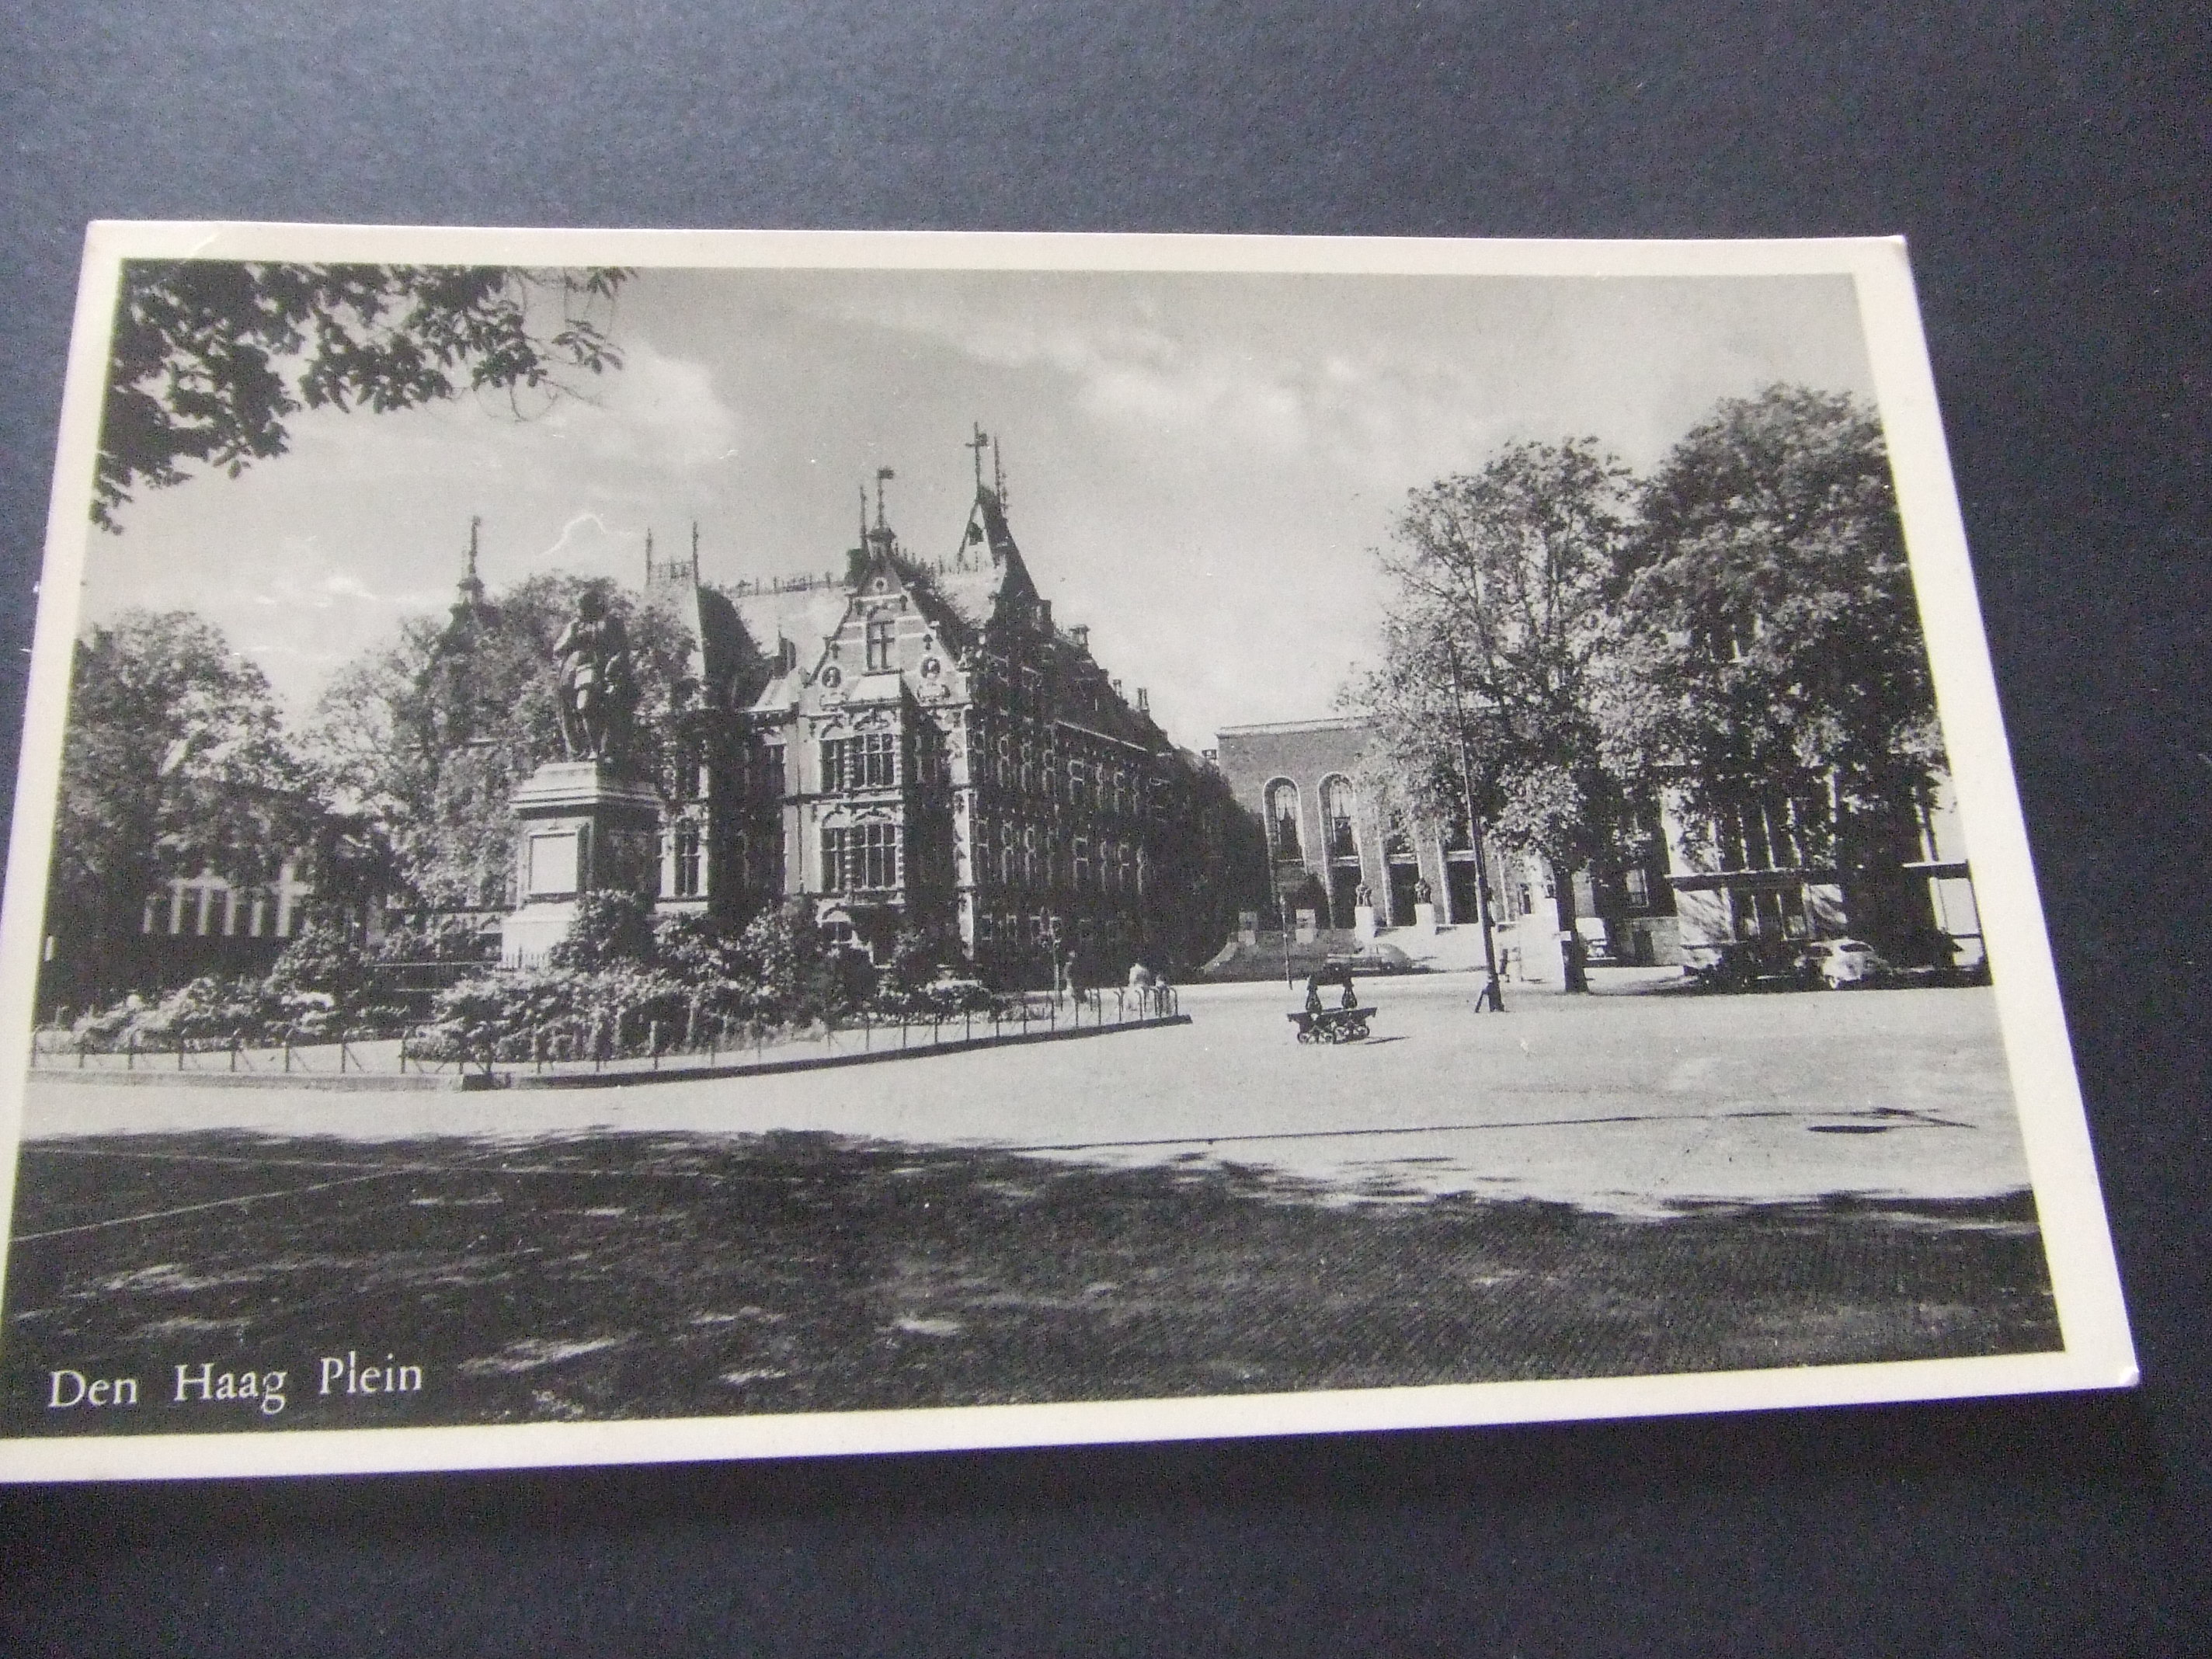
1388, 859, 1420, 924
1445, 858, 1480, 927
1328, 865, 1362, 930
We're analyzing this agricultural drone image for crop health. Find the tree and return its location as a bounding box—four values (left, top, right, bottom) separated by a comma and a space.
1350, 440, 1633, 990
96, 262, 628, 529
1606, 386, 1943, 881
48, 610, 319, 978
307, 574, 695, 909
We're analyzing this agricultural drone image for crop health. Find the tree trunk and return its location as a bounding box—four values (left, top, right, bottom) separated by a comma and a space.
1548, 856, 1588, 993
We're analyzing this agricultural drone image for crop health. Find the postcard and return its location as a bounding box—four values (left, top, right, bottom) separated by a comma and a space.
0, 224, 2134, 1480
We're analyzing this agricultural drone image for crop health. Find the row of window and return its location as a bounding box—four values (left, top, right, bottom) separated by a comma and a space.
974, 913, 1134, 950
823, 823, 903, 893
1264, 774, 1362, 860
973, 732, 1153, 816
140, 865, 315, 939
1718, 798, 1820, 873
823, 732, 899, 792
701, 729, 1159, 818
972, 823, 1146, 897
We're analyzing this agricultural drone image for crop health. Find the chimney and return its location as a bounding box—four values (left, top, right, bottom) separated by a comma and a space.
1202, 747, 1218, 767
1071, 624, 1090, 652
1111, 677, 1123, 699
1038, 600, 1053, 632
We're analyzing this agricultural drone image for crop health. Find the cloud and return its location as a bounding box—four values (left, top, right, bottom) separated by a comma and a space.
841, 290, 1517, 492
555, 338, 743, 475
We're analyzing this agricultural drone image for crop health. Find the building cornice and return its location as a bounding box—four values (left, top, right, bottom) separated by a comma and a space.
1216, 717, 1370, 739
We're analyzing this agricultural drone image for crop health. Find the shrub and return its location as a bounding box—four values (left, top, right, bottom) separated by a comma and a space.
422, 962, 697, 1063
547, 891, 656, 972
266, 920, 374, 1015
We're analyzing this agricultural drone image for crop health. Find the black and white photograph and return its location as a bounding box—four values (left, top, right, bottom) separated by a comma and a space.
0, 226, 2134, 1480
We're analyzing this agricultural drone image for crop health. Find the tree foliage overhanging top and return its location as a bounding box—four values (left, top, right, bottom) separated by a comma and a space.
95, 262, 629, 529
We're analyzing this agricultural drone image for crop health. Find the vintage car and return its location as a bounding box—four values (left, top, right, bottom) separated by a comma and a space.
1323, 941, 1418, 976
1797, 938, 1893, 989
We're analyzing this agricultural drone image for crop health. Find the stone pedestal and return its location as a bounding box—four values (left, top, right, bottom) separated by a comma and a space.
1410, 902, 1439, 937
503, 759, 663, 967
1353, 904, 1379, 942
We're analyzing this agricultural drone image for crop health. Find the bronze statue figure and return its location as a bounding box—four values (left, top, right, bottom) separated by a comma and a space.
553, 589, 640, 763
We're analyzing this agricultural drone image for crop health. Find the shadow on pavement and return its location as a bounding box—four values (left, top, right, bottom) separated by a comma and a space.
2, 1129, 2059, 1436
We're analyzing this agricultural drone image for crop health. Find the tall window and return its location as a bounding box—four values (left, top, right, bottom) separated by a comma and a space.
823, 732, 899, 791
1265, 779, 1302, 857
675, 744, 705, 802
1320, 775, 1358, 860
673, 819, 702, 897
1073, 837, 1091, 888
865, 614, 896, 672
823, 823, 902, 892
1069, 759, 1087, 809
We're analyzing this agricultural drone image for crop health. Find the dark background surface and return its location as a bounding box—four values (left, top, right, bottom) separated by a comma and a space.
1, 2, 2205, 1651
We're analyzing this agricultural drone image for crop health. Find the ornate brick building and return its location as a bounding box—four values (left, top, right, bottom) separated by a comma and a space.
643, 444, 1257, 984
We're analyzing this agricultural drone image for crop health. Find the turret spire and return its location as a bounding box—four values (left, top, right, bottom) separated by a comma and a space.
966, 423, 992, 493
457, 516, 485, 604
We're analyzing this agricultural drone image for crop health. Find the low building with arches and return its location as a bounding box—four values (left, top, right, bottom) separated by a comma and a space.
1214, 713, 1980, 980
1215, 718, 1529, 937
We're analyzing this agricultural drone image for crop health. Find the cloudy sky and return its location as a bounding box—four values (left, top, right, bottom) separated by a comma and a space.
80, 264, 1877, 750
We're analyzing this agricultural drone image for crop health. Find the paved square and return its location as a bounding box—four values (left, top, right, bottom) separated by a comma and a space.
24, 979, 2033, 1215
2, 979, 2057, 1431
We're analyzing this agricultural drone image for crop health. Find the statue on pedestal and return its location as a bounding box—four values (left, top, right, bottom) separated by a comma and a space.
552, 590, 640, 763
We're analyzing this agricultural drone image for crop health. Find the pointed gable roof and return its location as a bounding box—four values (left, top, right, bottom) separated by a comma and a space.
897, 485, 1035, 643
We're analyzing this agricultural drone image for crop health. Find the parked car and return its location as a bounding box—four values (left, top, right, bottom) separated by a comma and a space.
1325, 941, 1418, 976
1798, 938, 1892, 989
1686, 935, 1804, 991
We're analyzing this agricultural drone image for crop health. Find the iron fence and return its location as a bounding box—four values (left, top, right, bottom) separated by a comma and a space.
29, 983, 1181, 1084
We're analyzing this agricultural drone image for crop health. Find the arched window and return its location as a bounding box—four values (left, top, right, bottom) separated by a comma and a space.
1264, 779, 1302, 858
1320, 775, 1358, 861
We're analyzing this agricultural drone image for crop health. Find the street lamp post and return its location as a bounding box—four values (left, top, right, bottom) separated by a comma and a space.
1445, 643, 1506, 1013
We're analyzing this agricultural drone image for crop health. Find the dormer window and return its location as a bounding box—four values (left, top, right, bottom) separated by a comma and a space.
866, 614, 896, 673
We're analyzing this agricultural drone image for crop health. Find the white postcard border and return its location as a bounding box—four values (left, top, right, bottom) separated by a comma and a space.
0, 224, 2136, 1483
